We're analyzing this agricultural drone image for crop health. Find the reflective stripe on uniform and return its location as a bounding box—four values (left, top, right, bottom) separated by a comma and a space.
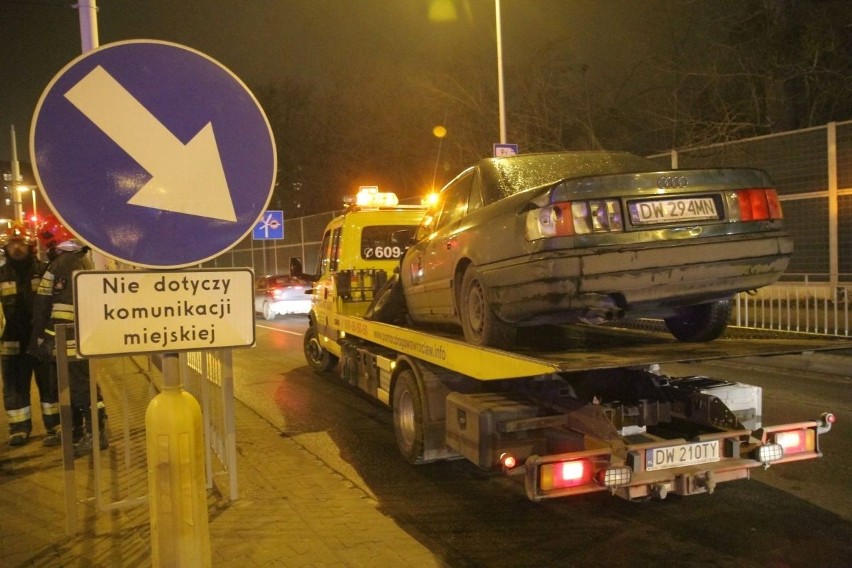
37, 272, 55, 296
42, 402, 60, 416
30, 275, 41, 292
0, 281, 17, 297
7, 406, 32, 423
0, 341, 20, 355
51, 303, 75, 322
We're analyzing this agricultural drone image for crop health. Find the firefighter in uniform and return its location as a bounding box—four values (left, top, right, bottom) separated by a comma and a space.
1, 223, 58, 446
28, 217, 107, 455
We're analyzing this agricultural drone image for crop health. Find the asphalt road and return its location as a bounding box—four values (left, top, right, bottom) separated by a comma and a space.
235, 316, 852, 567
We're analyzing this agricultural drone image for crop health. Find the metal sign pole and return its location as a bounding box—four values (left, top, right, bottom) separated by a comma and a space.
56, 324, 78, 535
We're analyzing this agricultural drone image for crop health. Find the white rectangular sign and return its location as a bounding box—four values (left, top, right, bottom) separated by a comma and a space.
74, 269, 256, 356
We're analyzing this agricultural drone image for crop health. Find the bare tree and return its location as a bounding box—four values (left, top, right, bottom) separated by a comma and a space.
643, 0, 852, 150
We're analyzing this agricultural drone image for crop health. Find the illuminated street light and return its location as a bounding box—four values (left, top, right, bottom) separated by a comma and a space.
431, 125, 447, 191
16, 185, 37, 223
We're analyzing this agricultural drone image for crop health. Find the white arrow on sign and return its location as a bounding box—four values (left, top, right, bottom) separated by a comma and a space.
63, 65, 237, 222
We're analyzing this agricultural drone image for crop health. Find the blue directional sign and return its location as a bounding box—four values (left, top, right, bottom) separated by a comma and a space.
30, 40, 276, 268
252, 210, 284, 240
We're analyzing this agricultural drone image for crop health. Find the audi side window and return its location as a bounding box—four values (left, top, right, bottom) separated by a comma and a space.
467, 170, 484, 214
435, 173, 472, 230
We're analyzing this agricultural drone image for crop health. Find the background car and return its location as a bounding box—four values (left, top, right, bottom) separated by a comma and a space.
254, 274, 311, 320
398, 151, 793, 349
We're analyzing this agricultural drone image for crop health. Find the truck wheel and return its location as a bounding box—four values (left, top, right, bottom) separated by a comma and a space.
664, 299, 732, 342
262, 302, 277, 321
460, 266, 515, 349
392, 369, 425, 464
304, 325, 338, 373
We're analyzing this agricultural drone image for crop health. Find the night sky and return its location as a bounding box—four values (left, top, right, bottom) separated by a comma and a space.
1, 0, 665, 162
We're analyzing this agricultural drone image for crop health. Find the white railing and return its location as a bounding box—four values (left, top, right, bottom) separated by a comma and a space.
182, 349, 238, 500
733, 281, 851, 337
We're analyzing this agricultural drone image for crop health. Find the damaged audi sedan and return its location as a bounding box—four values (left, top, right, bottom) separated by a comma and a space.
399, 151, 792, 349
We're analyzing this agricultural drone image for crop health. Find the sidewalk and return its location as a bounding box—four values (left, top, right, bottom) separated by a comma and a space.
0, 356, 445, 567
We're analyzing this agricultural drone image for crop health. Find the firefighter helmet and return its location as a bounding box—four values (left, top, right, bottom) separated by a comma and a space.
37, 215, 76, 250
2, 222, 35, 247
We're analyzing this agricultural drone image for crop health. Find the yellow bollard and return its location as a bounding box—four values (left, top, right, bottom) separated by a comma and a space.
145, 380, 211, 567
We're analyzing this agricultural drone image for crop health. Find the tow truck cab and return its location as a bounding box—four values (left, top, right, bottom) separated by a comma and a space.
298, 188, 426, 371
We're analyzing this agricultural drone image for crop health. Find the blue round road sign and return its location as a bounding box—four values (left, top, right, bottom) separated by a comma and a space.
31, 40, 276, 268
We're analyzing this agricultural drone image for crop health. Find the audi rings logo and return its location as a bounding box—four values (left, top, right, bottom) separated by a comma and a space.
657, 176, 688, 189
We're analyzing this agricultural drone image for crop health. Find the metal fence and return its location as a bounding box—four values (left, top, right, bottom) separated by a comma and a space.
203, 211, 338, 280
58, 343, 239, 534
180, 349, 238, 500
734, 281, 851, 337
647, 120, 852, 286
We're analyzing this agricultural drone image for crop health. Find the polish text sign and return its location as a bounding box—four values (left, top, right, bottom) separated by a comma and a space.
74, 269, 256, 356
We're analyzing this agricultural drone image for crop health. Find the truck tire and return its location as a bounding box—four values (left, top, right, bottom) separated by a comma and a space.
392, 369, 425, 464
460, 266, 515, 350
304, 325, 338, 373
664, 299, 732, 342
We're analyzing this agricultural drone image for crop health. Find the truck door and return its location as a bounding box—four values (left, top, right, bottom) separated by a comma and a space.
313, 227, 341, 335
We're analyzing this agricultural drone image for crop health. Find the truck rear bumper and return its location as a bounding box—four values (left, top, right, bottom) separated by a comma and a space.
520, 413, 832, 502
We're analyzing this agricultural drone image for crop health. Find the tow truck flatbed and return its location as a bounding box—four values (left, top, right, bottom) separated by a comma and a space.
335, 313, 852, 379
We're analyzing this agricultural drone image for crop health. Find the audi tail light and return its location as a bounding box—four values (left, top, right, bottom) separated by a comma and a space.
733, 188, 783, 221
526, 199, 624, 239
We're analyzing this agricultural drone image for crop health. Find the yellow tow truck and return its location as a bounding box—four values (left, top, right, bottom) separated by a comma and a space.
295, 188, 838, 502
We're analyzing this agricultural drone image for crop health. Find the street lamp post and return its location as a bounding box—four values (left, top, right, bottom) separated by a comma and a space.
13, 186, 24, 223
16, 185, 37, 222
16, 185, 39, 256
495, 0, 507, 144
